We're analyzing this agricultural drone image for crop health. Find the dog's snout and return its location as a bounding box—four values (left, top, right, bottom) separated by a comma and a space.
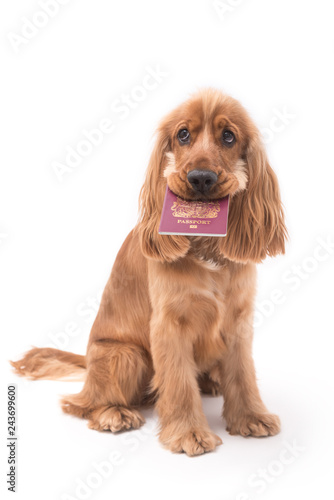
187, 169, 218, 193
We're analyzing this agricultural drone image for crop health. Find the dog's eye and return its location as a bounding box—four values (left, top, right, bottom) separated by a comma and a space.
177, 128, 190, 144
222, 130, 235, 147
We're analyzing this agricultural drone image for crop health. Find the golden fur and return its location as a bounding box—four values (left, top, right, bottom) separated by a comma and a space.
11, 89, 287, 456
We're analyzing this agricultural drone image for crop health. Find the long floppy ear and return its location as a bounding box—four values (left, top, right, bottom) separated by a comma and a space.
220, 133, 287, 263
136, 126, 190, 262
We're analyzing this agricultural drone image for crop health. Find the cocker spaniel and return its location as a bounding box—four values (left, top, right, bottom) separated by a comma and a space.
11, 89, 287, 456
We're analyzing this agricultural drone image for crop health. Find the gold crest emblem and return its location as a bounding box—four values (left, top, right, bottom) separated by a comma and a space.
171, 197, 220, 218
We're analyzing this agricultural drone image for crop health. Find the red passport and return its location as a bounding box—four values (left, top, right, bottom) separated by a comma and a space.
158, 187, 229, 237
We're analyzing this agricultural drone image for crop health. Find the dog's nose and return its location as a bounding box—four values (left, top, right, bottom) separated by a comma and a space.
187, 169, 218, 193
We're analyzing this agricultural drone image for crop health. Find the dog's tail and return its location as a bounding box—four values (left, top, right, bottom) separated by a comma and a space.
10, 347, 86, 381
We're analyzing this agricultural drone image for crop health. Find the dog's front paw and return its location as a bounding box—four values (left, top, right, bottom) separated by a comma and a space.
226, 413, 281, 437
160, 427, 222, 456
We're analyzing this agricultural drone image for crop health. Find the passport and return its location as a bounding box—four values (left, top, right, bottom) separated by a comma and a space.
158, 187, 229, 237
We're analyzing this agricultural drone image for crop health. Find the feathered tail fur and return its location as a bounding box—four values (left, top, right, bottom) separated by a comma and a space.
10, 347, 86, 381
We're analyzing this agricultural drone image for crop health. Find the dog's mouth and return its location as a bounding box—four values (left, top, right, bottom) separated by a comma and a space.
166, 171, 241, 202
169, 190, 222, 202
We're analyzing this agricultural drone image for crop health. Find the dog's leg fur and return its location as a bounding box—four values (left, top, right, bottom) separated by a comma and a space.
220, 337, 280, 436
61, 340, 150, 431
218, 264, 281, 437
150, 319, 222, 455
148, 259, 223, 456
59, 231, 154, 431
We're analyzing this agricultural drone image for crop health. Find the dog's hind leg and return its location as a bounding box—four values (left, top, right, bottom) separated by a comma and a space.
61, 340, 152, 432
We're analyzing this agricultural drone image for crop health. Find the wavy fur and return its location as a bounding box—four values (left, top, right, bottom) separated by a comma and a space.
11, 89, 287, 456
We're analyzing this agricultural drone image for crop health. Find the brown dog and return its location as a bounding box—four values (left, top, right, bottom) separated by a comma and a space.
11, 89, 287, 456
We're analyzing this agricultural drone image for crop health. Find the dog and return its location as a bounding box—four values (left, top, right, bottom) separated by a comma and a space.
11, 89, 287, 456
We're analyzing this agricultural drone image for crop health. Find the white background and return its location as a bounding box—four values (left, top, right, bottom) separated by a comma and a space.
1, 0, 334, 499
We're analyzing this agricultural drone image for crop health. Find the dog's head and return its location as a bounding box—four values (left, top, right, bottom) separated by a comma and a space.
137, 89, 287, 263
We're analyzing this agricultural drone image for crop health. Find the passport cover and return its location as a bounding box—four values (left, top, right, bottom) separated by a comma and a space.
158, 187, 229, 237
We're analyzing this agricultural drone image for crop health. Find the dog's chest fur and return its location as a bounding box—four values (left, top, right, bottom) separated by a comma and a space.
148, 238, 256, 372
191, 257, 255, 370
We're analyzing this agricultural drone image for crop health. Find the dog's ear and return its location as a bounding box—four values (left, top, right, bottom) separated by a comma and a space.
136, 126, 190, 263
220, 133, 287, 263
